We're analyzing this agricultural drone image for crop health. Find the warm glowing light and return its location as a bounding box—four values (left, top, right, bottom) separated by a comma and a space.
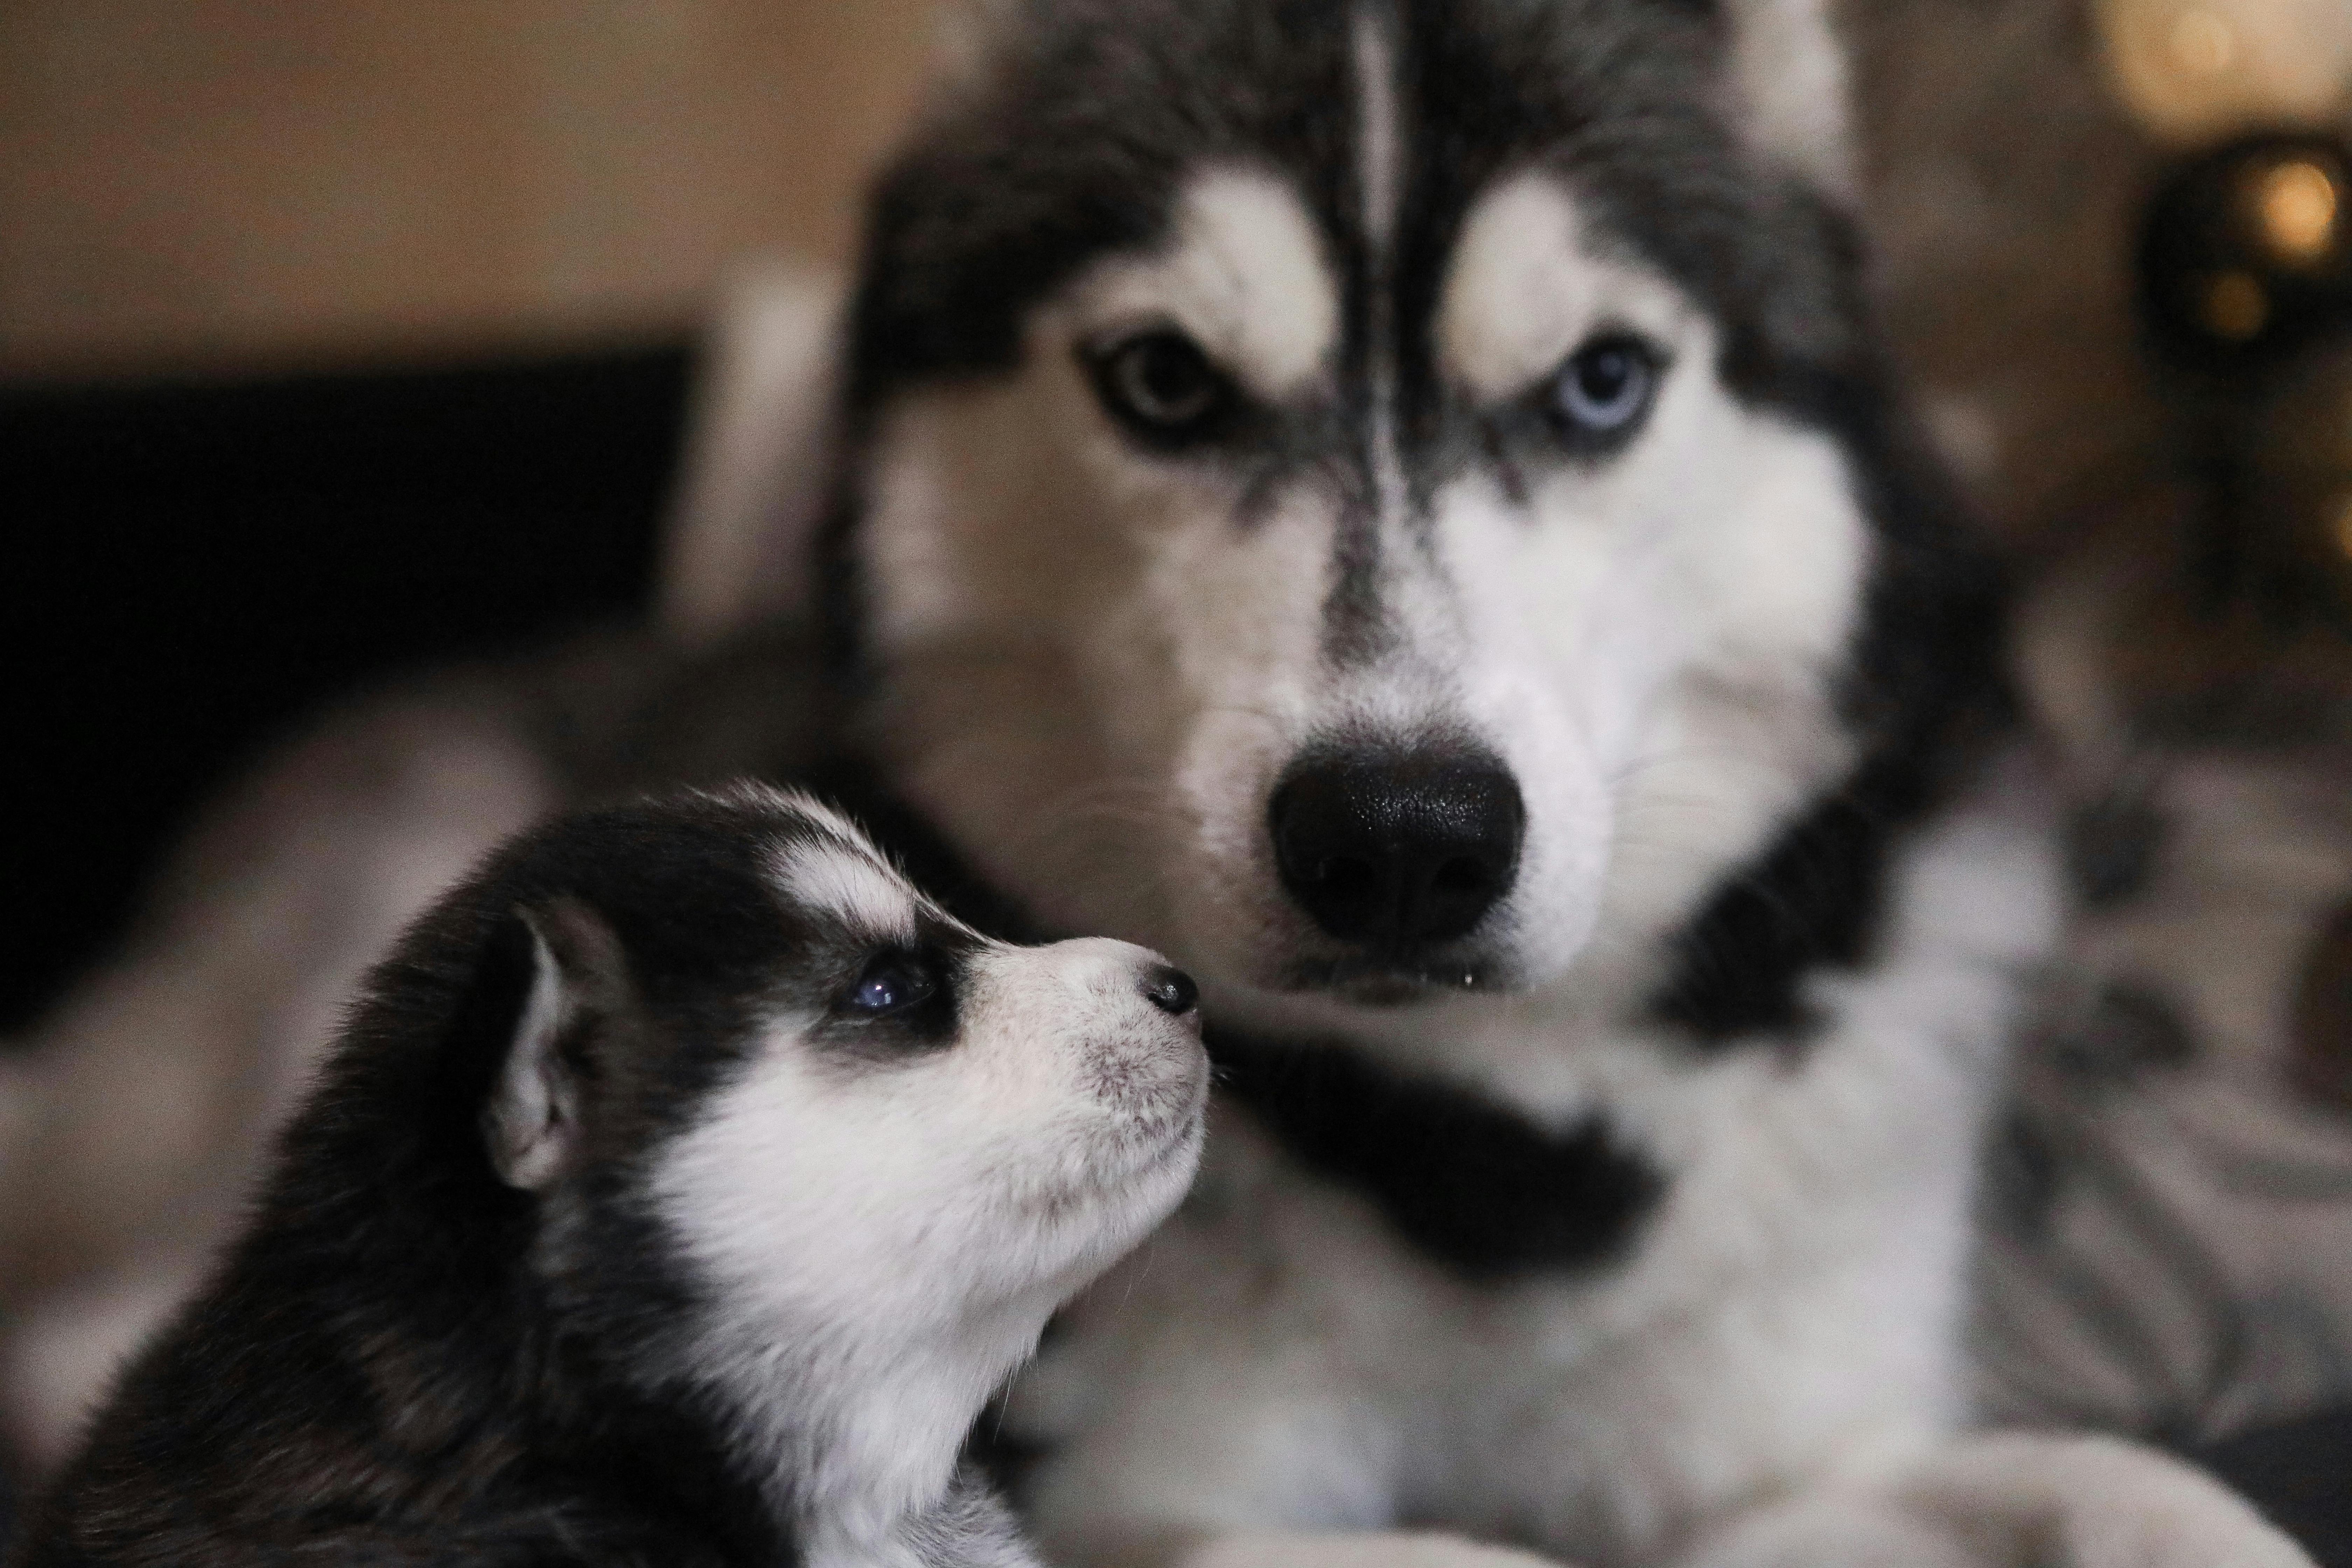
2255, 159, 2342, 266
2202, 271, 2270, 340
2333, 494, 2352, 564
2168, 7, 2239, 76
2098, 0, 2352, 146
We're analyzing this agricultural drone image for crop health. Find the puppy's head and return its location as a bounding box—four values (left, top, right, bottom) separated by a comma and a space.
461, 785, 1207, 1379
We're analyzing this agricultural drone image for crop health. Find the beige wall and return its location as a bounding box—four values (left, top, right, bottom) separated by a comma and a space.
0, 1, 937, 379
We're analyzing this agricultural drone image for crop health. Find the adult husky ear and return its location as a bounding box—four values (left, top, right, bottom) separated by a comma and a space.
929, 0, 1029, 91
1720, 0, 1857, 203
482, 899, 630, 1192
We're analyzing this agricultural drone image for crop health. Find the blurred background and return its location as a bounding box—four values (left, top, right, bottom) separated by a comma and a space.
4, 0, 2352, 1558
0, 0, 930, 378
1, 0, 930, 1034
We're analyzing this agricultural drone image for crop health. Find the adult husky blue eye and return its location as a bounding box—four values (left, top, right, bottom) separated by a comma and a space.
1090, 329, 1230, 441
1552, 336, 1659, 436
846, 952, 937, 1014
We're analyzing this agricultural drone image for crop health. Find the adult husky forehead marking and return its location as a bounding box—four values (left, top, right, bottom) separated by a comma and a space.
848, 0, 1863, 435
1076, 171, 1337, 405
1350, 7, 1407, 656
856, 0, 1836, 662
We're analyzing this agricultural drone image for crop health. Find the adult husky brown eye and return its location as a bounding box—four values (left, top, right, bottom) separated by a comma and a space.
1551, 335, 1659, 439
1091, 330, 1228, 440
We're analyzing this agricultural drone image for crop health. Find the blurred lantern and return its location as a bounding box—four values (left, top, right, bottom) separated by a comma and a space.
2098, 0, 2352, 146
2140, 135, 2352, 367
2137, 138, 2352, 629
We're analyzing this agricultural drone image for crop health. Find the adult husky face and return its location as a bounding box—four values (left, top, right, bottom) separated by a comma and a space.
833, 0, 1986, 1021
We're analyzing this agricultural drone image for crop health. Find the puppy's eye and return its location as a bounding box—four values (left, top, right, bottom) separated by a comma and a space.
1088, 330, 1231, 442
844, 952, 937, 1015
1549, 335, 1660, 440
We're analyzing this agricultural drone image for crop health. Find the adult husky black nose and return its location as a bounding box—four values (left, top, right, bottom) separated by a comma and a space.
1270, 743, 1525, 952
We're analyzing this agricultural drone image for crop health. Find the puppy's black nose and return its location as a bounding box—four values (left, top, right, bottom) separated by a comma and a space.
1270, 741, 1525, 953
1142, 965, 1198, 1016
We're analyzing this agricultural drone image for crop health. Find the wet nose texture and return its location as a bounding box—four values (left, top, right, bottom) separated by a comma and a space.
1271, 743, 1526, 952
1143, 965, 1198, 1016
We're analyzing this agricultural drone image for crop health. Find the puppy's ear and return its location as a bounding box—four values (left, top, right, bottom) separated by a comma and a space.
483, 898, 629, 1192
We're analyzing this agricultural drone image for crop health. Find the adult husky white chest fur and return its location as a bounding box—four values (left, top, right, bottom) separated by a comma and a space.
806, 2, 2313, 1564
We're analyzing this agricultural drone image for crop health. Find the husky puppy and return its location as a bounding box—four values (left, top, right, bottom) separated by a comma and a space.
13, 786, 1209, 1568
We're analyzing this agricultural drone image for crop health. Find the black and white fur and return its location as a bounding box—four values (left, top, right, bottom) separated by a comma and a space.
813, 2, 2310, 1565
12, 786, 1209, 1568
0, 1, 2319, 1565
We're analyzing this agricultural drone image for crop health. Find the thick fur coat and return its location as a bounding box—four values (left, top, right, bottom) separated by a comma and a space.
14, 790, 1208, 1567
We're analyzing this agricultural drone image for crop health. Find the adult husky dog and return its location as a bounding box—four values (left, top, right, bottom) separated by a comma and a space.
817, 2, 2306, 1565
0, 1, 2314, 1565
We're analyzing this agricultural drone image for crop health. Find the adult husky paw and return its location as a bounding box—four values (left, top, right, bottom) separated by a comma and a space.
1900, 1433, 2312, 1568
1679, 1433, 2312, 1568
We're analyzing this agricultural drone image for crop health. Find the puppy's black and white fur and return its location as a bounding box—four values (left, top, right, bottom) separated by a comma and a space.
13, 786, 1208, 1568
